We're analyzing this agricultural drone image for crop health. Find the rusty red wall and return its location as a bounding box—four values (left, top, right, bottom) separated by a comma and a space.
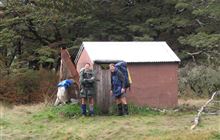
76, 49, 93, 73
127, 63, 179, 108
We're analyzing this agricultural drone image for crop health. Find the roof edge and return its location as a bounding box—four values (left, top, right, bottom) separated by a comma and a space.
94, 60, 180, 64
74, 44, 84, 64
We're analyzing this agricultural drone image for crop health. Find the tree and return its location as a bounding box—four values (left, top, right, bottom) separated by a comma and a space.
0, 0, 91, 72
0, 0, 219, 74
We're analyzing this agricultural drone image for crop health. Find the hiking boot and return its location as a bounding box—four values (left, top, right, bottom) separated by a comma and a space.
117, 103, 123, 116
89, 113, 94, 117
81, 104, 87, 116
89, 110, 94, 117
123, 104, 129, 115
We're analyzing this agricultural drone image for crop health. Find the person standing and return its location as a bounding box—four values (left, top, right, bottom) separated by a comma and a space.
109, 63, 129, 116
79, 63, 96, 116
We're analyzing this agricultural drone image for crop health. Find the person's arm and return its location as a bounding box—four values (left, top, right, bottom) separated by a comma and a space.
111, 73, 114, 90
118, 70, 125, 88
86, 71, 95, 83
110, 73, 113, 95
79, 69, 85, 85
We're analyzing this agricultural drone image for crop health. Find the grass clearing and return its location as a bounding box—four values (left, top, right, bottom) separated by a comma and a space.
0, 102, 219, 140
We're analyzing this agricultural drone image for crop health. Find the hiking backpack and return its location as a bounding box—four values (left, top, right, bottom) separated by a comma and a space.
115, 61, 131, 89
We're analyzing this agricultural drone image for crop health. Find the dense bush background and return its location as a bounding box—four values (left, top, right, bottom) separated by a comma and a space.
0, 0, 219, 103
179, 65, 220, 97
0, 69, 58, 104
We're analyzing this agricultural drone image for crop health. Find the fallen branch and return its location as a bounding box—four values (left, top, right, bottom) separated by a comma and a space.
191, 91, 219, 130
205, 112, 220, 115
186, 50, 203, 62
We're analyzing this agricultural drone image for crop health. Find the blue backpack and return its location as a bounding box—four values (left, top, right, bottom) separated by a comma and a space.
57, 79, 74, 89
115, 61, 131, 88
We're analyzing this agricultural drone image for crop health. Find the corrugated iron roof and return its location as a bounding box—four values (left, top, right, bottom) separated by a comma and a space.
75, 42, 181, 63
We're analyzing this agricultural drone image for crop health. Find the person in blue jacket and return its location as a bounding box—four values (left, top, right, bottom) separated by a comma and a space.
109, 63, 129, 116
54, 79, 74, 106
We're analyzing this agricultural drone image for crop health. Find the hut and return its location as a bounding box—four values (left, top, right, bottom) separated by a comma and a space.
75, 42, 180, 112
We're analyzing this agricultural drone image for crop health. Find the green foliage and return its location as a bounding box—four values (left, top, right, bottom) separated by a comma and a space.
175, 2, 190, 10
0, 118, 10, 128
0, 69, 58, 104
33, 104, 82, 120
15, 70, 41, 94
179, 66, 220, 97
192, 0, 220, 19
171, 17, 190, 27
36, 47, 57, 64
211, 132, 220, 140
133, 34, 153, 41
179, 32, 220, 48
0, 0, 219, 68
0, 28, 20, 47
33, 104, 160, 121
0, 0, 220, 99
33, 104, 103, 120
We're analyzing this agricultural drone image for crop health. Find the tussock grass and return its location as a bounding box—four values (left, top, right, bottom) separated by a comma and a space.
1, 103, 219, 140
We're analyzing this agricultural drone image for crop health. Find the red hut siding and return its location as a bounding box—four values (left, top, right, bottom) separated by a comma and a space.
77, 50, 179, 108
127, 63, 178, 108
76, 49, 93, 73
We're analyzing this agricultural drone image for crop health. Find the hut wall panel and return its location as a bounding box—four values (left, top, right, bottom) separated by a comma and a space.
127, 63, 178, 108
76, 50, 93, 73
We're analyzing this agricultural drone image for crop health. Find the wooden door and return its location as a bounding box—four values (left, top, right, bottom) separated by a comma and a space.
94, 64, 112, 113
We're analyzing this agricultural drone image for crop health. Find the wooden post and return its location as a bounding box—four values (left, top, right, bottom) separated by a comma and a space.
94, 64, 112, 113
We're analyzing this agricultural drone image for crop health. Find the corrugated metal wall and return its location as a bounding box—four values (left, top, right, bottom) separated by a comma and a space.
127, 63, 178, 108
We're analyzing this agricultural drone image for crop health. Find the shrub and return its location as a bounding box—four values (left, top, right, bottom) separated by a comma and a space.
179, 65, 220, 97
0, 69, 58, 104
33, 104, 82, 120
15, 70, 40, 94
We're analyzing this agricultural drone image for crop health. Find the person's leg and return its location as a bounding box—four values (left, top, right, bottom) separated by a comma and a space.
60, 88, 68, 105
54, 87, 63, 106
81, 98, 87, 116
54, 97, 60, 106
88, 97, 94, 116
121, 96, 127, 104
121, 96, 129, 115
116, 97, 123, 116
